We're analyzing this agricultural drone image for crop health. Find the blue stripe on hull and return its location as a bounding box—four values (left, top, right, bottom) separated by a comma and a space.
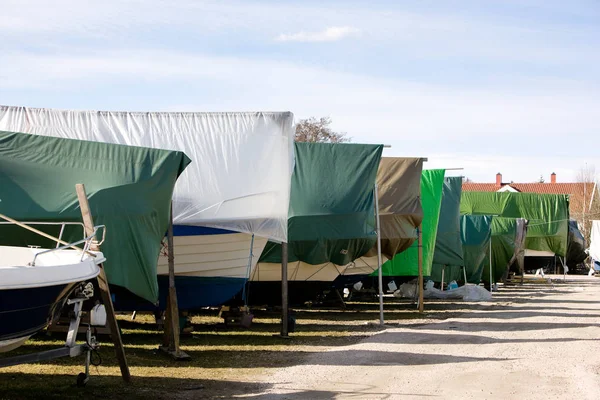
172, 225, 236, 237
111, 276, 246, 311
0, 283, 74, 341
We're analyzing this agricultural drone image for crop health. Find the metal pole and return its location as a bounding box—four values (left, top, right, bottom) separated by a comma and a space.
242, 234, 255, 306
417, 226, 424, 313
489, 240, 493, 295
281, 242, 289, 336
374, 183, 384, 326
441, 266, 445, 291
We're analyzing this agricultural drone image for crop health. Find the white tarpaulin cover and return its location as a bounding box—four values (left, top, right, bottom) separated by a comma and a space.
589, 220, 600, 261
0, 106, 294, 242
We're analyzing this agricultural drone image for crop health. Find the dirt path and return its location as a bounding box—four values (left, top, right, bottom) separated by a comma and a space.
251, 276, 600, 399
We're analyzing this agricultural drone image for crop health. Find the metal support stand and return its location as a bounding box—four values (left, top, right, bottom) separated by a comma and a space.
441, 266, 445, 291
242, 234, 255, 306
281, 242, 289, 337
560, 256, 568, 281
374, 183, 385, 326
0, 283, 99, 387
75, 184, 131, 381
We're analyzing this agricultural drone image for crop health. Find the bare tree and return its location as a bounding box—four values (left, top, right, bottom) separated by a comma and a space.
574, 164, 599, 245
295, 117, 350, 143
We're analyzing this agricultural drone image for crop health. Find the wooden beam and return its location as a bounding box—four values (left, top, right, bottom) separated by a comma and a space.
417, 226, 424, 313
75, 184, 131, 383
280, 242, 289, 336
159, 206, 190, 360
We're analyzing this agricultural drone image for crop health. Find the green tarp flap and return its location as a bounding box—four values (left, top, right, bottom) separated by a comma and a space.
430, 177, 465, 282
260, 142, 383, 265
374, 169, 445, 277
460, 215, 492, 284
363, 157, 424, 260
0, 131, 190, 302
484, 217, 519, 283
460, 191, 569, 257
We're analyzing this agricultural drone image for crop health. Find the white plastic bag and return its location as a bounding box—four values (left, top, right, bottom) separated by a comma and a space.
462, 284, 492, 301
393, 282, 417, 298
423, 283, 491, 301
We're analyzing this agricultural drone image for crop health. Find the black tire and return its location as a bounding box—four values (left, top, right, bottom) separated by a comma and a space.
76, 372, 88, 387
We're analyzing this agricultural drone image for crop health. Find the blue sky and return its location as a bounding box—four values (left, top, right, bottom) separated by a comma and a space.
1, 0, 598, 182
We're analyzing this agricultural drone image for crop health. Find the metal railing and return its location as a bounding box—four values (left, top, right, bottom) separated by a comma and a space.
0, 221, 86, 248
29, 225, 106, 266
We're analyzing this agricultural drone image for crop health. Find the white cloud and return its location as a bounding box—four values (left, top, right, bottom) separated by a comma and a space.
1, 1, 597, 66
276, 26, 360, 42
0, 0, 598, 183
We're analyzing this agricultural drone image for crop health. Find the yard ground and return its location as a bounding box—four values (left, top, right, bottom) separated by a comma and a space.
1, 275, 599, 399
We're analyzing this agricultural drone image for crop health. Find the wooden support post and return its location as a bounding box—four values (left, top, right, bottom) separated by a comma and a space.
75, 184, 131, 383
159, 205, 190, 360
417, 226, 424, 313
374, 183, 385, 326
489, 241, 493, 294
281, 242, 289, 337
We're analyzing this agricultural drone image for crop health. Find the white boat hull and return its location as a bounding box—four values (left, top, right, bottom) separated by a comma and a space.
157, 232, 267, 279
0, 246, 102, 353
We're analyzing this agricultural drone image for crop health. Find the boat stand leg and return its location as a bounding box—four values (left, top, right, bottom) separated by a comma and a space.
77, 328, 93, 387
65, 299, 84, 348
334, 288, 346, 309
76, 184, 131, 382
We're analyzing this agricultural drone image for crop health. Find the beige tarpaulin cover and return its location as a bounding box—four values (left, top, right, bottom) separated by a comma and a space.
363, 157, 424, 259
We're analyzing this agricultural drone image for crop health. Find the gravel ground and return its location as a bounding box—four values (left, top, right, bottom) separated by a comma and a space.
250, 275, 600, 399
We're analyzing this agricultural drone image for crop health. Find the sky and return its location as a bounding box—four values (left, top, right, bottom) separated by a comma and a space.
1, 0, 598, 182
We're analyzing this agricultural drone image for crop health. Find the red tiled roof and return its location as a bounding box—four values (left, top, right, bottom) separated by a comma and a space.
462, 182, 597, 217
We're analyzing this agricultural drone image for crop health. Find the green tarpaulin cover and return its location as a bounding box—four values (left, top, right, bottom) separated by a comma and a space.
374, 169, 445, 277
485, 217, 519, 283
260, 142, 383, 265
430, 177, 465, 282
0, 131, 190, 302
460, 191, 569, 257
461, 215, 493, 284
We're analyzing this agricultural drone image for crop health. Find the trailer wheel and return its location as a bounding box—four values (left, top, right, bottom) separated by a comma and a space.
76, 372, 88, 387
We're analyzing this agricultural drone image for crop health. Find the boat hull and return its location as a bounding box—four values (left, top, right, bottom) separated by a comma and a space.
0, 283, 76, 353
0, 246, 102, 353
112, 275, 248, 311
113, 226, 267, 310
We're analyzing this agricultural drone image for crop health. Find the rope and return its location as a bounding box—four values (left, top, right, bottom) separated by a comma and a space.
86, 327, 102, 367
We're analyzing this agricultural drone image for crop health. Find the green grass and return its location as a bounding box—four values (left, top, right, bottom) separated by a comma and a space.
0, 298, 473, 399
